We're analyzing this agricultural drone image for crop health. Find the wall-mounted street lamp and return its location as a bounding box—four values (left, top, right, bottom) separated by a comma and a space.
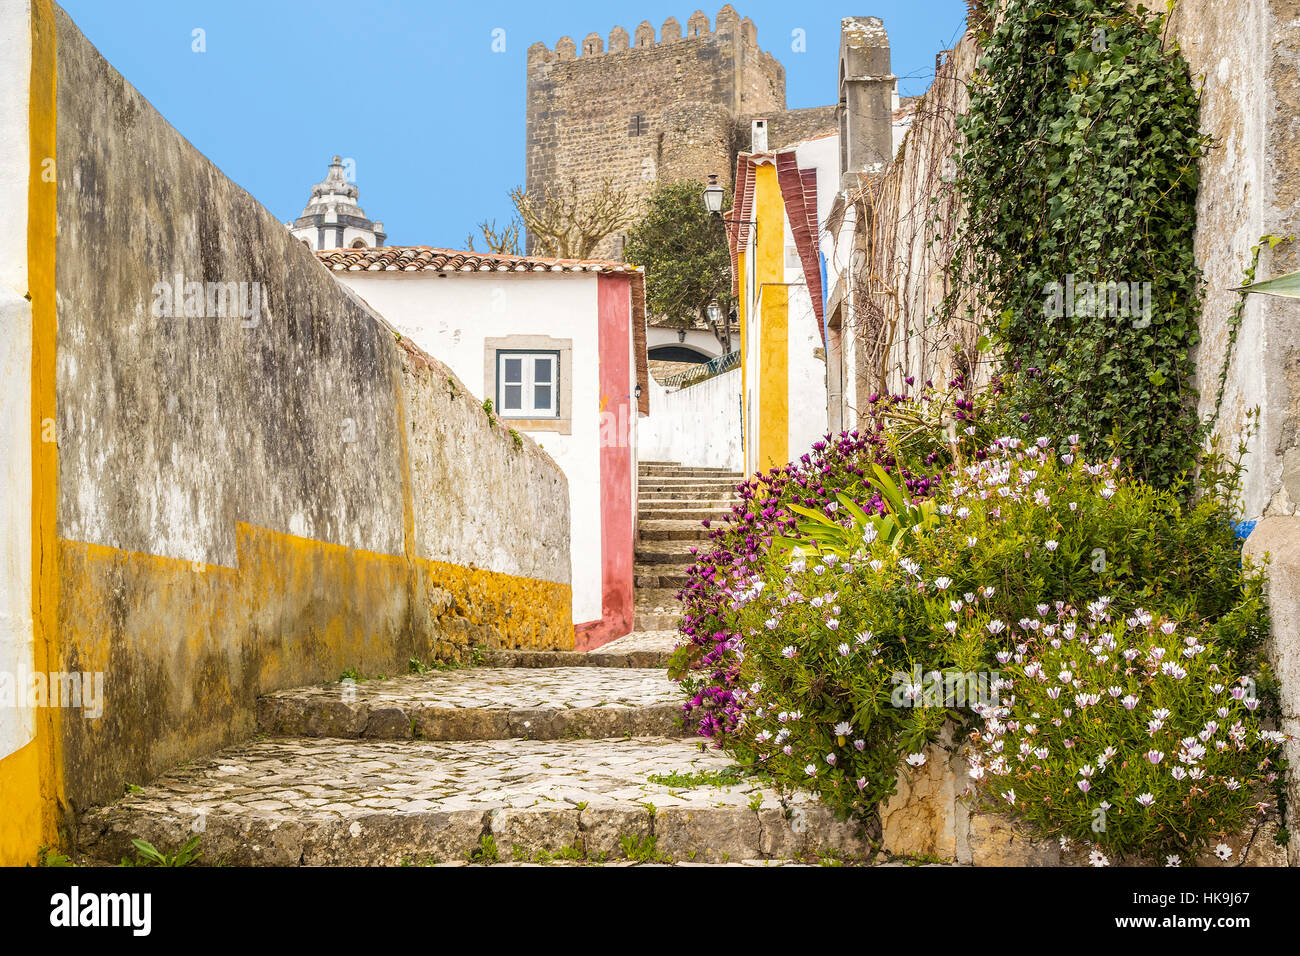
707, 301, 723, 328
703, 174, 726, 215
702, 174, 757, 232
634, 383, 643, 401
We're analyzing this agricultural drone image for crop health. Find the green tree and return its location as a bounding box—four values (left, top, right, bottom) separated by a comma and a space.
625, 179, 734, 353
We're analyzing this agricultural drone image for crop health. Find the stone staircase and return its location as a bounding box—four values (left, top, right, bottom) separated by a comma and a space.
634, 461, 742, 630
75, 629, 871, 866
73, 461, 876, 866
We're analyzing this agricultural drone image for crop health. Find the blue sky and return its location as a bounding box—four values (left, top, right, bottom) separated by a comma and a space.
59, 1, 969, 248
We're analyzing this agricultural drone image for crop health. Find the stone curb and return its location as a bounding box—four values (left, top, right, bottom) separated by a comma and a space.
256, 695, 685, 741
78, 798, 874, 867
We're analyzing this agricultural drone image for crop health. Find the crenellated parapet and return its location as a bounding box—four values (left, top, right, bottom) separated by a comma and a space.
526, 7, 767, 57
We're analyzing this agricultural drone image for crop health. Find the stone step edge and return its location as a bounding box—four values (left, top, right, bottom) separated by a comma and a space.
77, 792, 875, 867
480, 648, 670, 668
256, 694, 685, 742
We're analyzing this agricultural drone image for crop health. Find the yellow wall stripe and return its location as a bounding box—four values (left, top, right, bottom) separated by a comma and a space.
754, 164, 788, 472
27, 0, 62, 860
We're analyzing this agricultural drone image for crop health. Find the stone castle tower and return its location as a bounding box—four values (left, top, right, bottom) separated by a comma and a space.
526, 6, 835, 259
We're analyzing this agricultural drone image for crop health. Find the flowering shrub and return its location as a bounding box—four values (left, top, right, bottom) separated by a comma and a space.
673, 380, 998, 738
673, 423, 1278, 855
967, 603, 1283, 863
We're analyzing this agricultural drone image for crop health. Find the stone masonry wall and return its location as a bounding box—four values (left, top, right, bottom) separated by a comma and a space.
1164, 0, 1300, 864
525, 6, 786, 258
755, 105, 840, 151
46, 3, 572, 822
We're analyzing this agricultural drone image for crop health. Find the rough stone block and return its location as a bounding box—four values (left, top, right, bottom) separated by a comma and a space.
413, 707, 510, 740
655, 806, 761, 863
301, 811, 484, 866
364, 707, 414, 739
964, 813, 1061, 867
491, 808, 581, 861
879, 740, 959, 859
579, 806, 651, 860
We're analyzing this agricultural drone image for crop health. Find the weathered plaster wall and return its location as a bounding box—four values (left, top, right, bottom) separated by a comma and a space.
34, 4, 572, 829
640, 368, 744, 470
1162, 0, 1300, 521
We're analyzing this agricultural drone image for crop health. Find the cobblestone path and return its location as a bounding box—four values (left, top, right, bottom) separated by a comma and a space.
75, 464, 878, 866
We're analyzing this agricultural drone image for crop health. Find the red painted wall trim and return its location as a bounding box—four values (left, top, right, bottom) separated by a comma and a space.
574, 273, 635, 651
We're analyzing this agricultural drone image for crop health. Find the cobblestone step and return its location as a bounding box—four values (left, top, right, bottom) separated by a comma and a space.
634, 463, 738, 473
636, 542, 703, 564
482, 630, 676, 669
635, 610, 681, 630
634, 590, 684, 629
639, 468, 741, 479
76, 737, 872, 866
639, 519, 713, 541
639, 480, 740, 492
638, 505, 732, 521
634, 587, 683, 610
635, 565, 693, 589
638, 489, 738, 502
257, 666, 684, 741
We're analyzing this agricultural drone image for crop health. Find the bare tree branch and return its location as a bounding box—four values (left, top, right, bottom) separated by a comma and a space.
510, 177, 637, 259
465, 218, 522, 255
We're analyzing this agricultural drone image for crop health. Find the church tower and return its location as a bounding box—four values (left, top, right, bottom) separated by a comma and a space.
288, 156, 387, 250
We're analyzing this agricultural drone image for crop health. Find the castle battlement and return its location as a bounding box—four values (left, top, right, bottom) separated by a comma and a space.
525, 6, 760, 62
524, 5, 789, 259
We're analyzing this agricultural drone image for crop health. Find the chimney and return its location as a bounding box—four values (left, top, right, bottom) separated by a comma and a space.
751, 118, 768, 153
837, 17, 896, 185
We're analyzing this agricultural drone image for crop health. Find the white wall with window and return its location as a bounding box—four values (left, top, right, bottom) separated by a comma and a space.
328, 270, 606, 624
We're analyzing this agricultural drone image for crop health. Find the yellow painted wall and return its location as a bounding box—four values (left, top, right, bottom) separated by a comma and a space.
0, 741, 44, 864
2, 0, 63, 866
737, 248, 747, 468
54, 523, 570, 814
754, 164, 788, 473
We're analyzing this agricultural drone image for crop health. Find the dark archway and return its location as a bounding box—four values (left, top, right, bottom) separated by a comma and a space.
649, 345, 713, 364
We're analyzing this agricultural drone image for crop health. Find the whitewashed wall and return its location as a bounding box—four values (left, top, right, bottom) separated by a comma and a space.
640, 368, 743, 471
646, 325, 724, 361
0, 0, 35, 767
334, 270, 604, 624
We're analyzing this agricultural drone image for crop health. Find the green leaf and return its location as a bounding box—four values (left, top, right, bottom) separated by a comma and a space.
835, 493, 871, 527
787, 503, 836, 526
1232, 268, 1300, 298
868, 464, 908, 516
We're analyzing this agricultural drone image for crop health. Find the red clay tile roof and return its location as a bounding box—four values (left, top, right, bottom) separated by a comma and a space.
316, 246, 650, 416
316, 246, 640, 274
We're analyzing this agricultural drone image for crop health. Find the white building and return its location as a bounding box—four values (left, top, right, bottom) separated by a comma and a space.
728, 127, 839, 474
318, 246, 648, 650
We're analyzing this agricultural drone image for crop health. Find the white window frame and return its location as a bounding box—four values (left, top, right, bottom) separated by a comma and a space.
496, 350, 560, 418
